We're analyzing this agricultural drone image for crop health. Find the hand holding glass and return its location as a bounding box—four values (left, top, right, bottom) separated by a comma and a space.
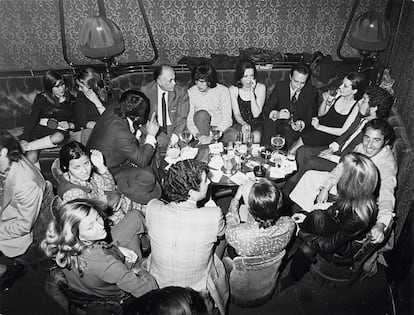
211, 126, 222, 143
180, 129, 193, 146
271, 134, 285, 153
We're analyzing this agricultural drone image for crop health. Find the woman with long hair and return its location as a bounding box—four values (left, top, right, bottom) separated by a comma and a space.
41, 199, 157, 300
20, 70, 75, 166
73, 68, 107, 130
229, 59, 266, 143
282, 152, 379, 287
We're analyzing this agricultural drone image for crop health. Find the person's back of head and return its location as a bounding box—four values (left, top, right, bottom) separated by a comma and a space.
0, 129, 22, 163
337, 152, 378, 230
248, 178, 283, 228
135, 286, 211, 315
162, 159, 209, 203
366, 85, 394, 119
116, 90, 150, 127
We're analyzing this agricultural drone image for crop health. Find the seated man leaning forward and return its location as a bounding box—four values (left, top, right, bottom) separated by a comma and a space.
0, 130, 46, 290
141, 64, 190, 150
225, 179, 295, 258
87, 90, 161, 204
187, 62, 234, 144
290, 118, 397, 244
145, 159, 225, 292
262, 62, 318, 147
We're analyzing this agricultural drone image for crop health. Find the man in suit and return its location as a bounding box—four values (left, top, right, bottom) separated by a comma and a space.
87, 90, 161, 204
262, 63, 318, 147
0, 130, 46, 290
284, 85, 394, 195
141, 64, 190, 151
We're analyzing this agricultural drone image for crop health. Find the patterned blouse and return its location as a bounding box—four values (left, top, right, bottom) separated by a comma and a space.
225, 197, 296, 257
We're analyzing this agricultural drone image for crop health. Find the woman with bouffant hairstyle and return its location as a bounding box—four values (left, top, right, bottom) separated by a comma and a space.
41, 199, 157, 300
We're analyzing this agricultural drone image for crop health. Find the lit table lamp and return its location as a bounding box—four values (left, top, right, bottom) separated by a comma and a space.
79, 16, 125, 78
348, 11, 391, 72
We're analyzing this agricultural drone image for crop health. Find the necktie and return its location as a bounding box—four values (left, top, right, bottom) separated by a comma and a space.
161, 92, 167, 133
290, 90, 298, 120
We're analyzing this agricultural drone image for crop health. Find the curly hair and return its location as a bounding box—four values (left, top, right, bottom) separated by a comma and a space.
162, 160, 209, 202
248, 178, 283, 229
365, 85, 394, 119
0, 129, 22, 162
41, 199, 109, 275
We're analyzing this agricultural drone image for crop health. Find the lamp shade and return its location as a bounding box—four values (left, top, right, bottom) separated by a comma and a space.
79, 16, 125, 59
348, 11, 391, 52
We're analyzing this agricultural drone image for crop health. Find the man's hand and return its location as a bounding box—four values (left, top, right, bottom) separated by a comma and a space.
269, 110, 278, 121
145, 112, 159, 137
118, 246, 139, 263
311, 117, 320, 129
319, 147, 335, 157
278, 109, 291, 120
369, 223, 386, 243
58, 121, 71, 130
235, 180, 255, 203
198, 134, 213, 145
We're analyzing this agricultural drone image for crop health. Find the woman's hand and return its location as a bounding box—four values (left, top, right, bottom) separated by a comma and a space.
84, 89, 100, 104
250, 79, 257, 91
316, 187, 329, 204
90, 149, 106, 170
311, 117, 320, 129
58, 121, 71, 130
118, 246, 138, 263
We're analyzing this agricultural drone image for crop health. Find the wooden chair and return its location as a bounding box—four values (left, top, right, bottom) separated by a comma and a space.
224, 250, 285, 307
309, 227, 393, 288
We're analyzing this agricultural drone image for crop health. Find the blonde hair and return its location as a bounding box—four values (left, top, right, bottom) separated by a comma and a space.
41, 199, 108, 274
336, 152, 378, 226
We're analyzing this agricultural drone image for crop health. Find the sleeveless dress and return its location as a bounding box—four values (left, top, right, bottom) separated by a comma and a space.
235, 89, 263, 132
302, 97, 357, 147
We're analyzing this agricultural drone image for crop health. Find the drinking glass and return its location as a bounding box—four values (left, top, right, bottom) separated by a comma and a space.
179, 129, 193, 147
211, 126, 222, 143
270, 134, 286, 154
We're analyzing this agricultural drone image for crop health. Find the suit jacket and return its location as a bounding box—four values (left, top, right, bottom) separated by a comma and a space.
0, 157, 45, 257
141, 81, 190, 137
262, 81, 318, 127
87, 109, 155, 175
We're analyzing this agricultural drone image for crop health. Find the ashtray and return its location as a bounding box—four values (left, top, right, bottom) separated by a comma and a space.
253, 165, 266, 177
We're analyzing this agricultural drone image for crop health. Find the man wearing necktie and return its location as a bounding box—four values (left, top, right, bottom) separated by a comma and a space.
141, 65, 190, 151
262, 63, 318, 147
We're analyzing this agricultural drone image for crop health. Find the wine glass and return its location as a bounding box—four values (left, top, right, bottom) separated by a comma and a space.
211, 126, 222, 143
179, 129, 193, 147
270, 134, 286, 154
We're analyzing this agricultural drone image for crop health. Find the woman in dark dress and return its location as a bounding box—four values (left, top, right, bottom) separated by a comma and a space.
229, 59, 266, 143
73, 68, 107, 130
282, 152, 379, 287
20, 70, 75, 165
289, 72, 367, 153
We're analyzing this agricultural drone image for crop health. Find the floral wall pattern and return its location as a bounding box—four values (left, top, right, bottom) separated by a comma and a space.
0, 0, 386, 71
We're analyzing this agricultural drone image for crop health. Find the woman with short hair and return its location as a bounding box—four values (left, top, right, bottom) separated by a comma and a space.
225, 178, 295, 257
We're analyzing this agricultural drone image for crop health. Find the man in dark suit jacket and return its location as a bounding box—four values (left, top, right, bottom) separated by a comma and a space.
262, 63, 318, 147
284, 85, 394, 194
87, 90, 161, 203
141, 65, 190, 151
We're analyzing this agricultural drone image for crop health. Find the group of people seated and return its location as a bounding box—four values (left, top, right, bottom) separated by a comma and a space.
0, 58, 398, 313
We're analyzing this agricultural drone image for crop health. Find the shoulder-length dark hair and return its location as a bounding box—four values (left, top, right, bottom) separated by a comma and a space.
59, 141, 89, 172
191, 63, 218, 88
42, 70, 70, 105
234, 59, 257, 88
345, 72, 368, 101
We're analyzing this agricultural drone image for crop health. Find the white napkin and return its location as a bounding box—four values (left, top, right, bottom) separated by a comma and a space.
230, 171, 249, 185
208, 155, 224, 170
209, 169, 224, 183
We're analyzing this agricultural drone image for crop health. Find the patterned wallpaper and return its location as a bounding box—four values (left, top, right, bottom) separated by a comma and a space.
0, 0, 386, 71
388, 1, 414, 239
